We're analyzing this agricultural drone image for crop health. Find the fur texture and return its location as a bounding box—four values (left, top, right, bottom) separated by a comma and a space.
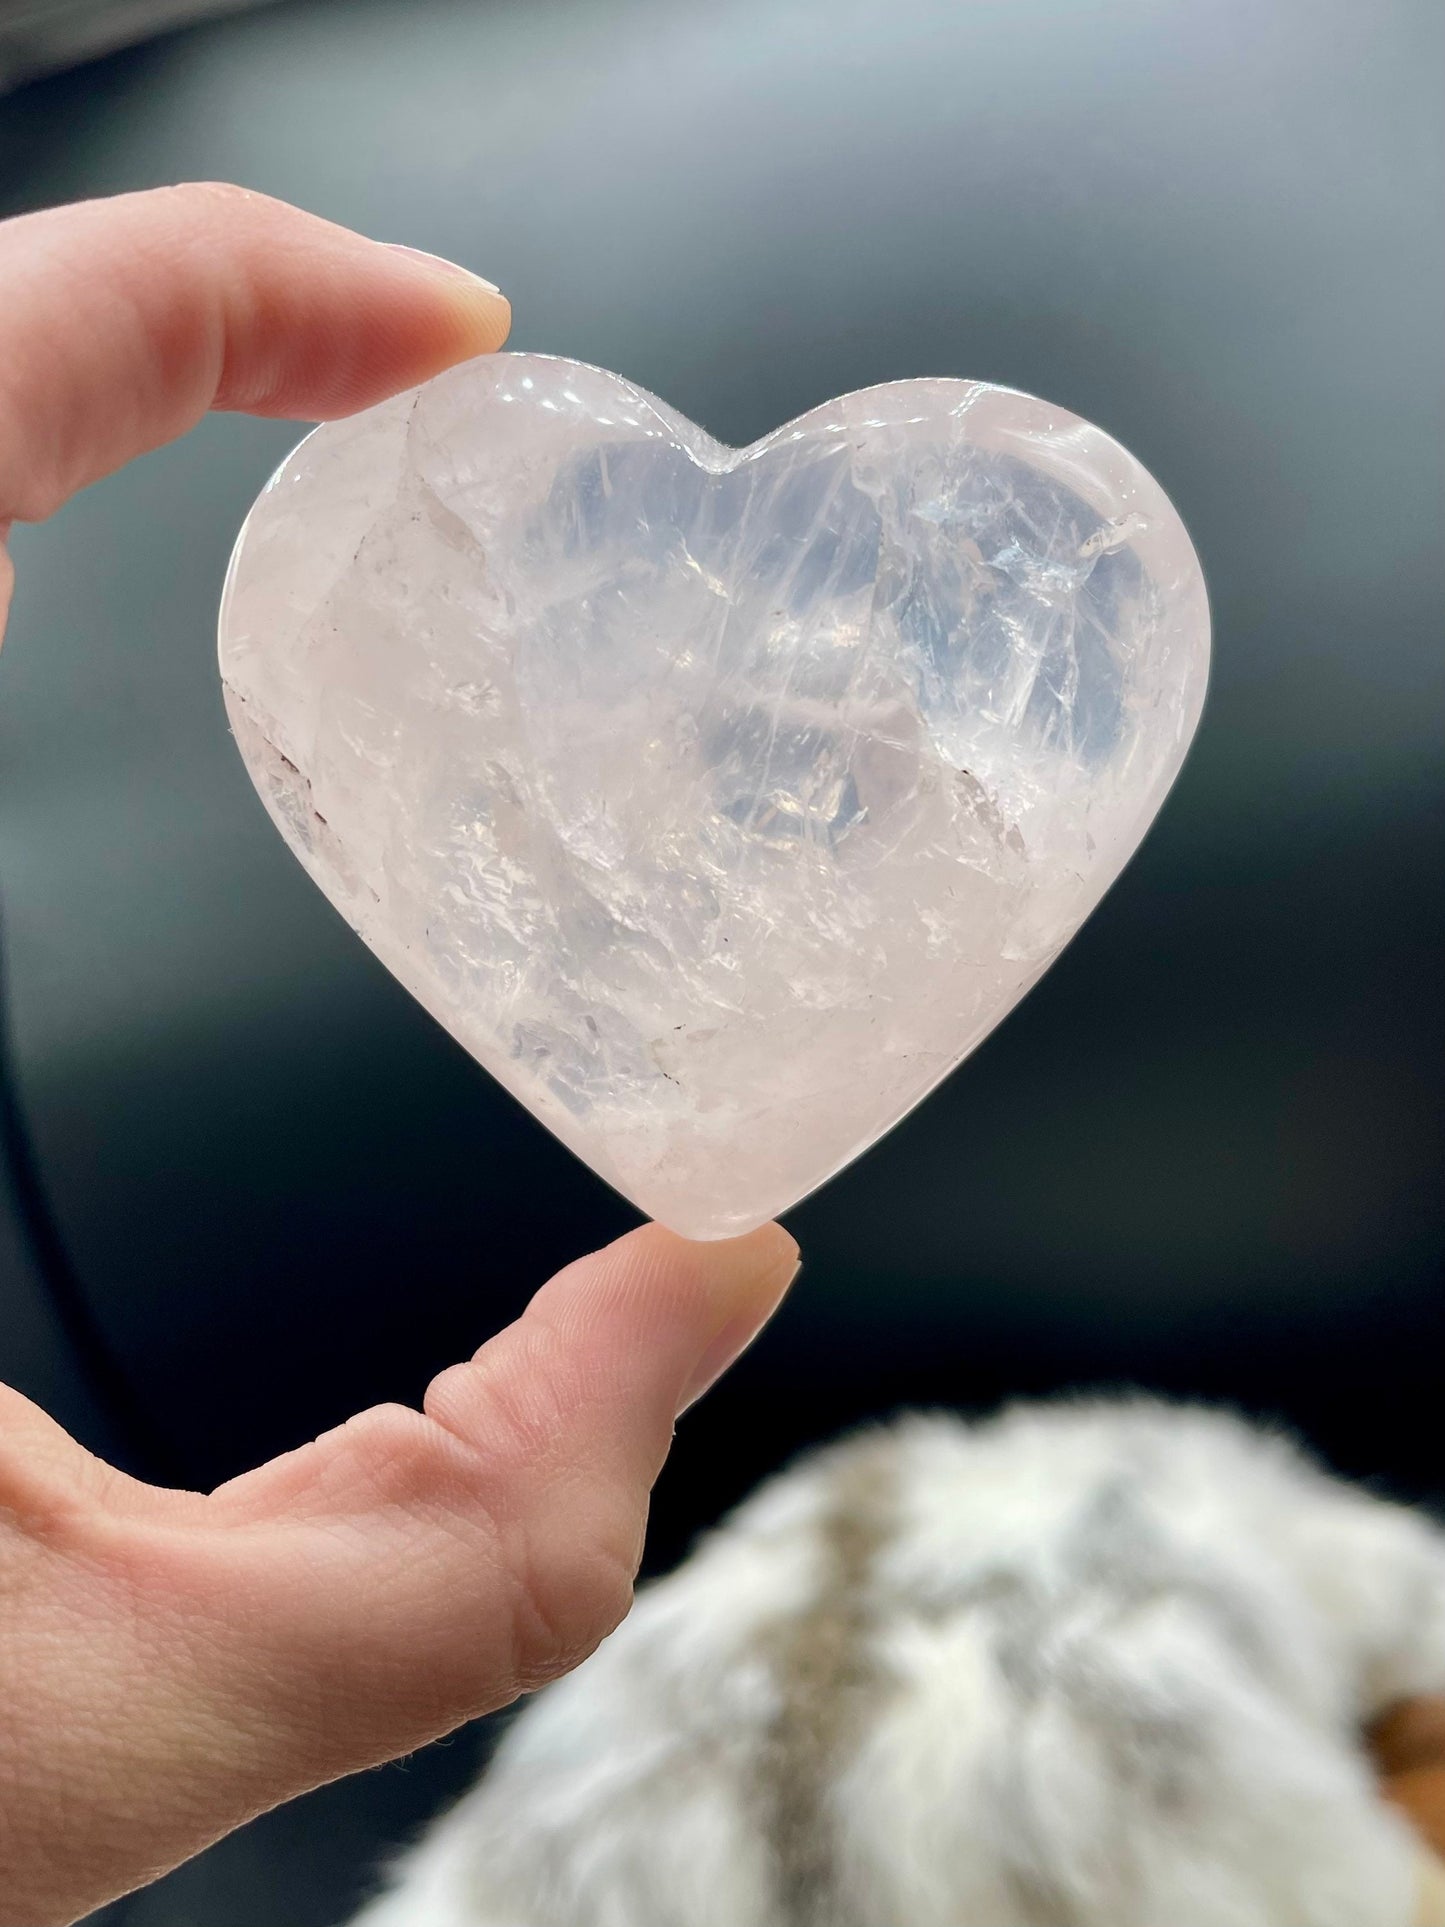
353, 1401, 1445, 1926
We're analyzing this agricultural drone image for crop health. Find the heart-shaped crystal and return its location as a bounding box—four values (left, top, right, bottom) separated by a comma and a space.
219, 356, 1208, 1238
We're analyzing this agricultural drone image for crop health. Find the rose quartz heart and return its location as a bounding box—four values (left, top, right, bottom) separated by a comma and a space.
219, 356, 1208, 1237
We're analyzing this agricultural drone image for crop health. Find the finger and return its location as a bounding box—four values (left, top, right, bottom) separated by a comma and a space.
216, 1217, 797, 1703
424, 1219, 802, 1491
0, 1226, 797, 1921
0, 1380, 173, 1522
0, 182, 510, 528
207, 1222, 800, 1746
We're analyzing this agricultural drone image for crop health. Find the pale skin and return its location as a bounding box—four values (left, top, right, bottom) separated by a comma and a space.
0, 182, 799, 1926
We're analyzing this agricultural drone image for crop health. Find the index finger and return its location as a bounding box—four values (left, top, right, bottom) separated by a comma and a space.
0, 182, 510, 531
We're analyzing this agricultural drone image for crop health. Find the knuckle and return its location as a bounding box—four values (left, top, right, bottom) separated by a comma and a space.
427, 1323, 582, 1475
506, 1492, 642, 1691
326, 1401, 488, 1516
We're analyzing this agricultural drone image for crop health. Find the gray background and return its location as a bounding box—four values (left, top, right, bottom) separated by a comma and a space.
1, 0, 1442, 1919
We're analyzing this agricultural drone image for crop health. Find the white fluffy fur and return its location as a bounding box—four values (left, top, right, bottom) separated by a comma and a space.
352, 1402, 1445, 1926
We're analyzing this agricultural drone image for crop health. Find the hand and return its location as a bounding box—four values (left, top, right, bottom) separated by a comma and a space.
0, 184, 801, 1926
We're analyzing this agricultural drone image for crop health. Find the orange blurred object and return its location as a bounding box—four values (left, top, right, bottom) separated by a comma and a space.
1368, 1699, 1445, 1925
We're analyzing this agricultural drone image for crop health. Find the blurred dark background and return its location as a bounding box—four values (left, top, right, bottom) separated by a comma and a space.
1, 0, 1441, 1919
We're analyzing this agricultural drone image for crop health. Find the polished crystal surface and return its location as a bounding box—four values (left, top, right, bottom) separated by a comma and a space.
219, 356, 1209, 1238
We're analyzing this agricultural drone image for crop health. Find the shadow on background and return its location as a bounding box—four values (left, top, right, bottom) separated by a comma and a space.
0, 0, 1441, 1919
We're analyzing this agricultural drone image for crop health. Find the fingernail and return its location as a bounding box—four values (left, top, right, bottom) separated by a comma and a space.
385, 244, 502, 294
678, 1254, 801, 1416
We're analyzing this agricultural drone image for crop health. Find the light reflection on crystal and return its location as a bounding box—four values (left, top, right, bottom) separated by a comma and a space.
219, 356, 1208, 1237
